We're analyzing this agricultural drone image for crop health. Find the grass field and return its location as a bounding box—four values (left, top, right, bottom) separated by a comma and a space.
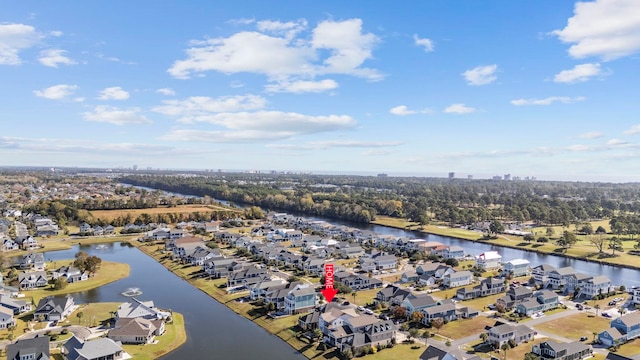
438, 316, 495, 340
617, 338, 640, 357
25, 261, 130, 303
91, 204, 241, 221
68, 302, 119, 327
534, 313, 610, 341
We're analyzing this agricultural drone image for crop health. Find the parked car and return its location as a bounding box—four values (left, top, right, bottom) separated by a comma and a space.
602, 313, 611, 318
580, 336, 588, 341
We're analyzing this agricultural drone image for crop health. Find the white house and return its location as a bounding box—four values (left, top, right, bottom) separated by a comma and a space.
632, 287, 640, 305
443, 270, 473, 288
475, 251, 502, 270
502, 259, 530, 277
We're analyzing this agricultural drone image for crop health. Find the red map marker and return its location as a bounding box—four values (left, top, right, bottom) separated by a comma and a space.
321, 263, 338, 303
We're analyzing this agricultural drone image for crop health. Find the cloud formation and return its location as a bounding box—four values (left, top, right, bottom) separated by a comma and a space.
389, 105, 431, 116
553, 0, 640, 60
98, 87, 130, 100
33, 84, 78, 100
0, 23, 43, 65
168, 18, 381, 88
265, 79, 338, 93
83, 105, 151, 125
553, 63, 603, 83
413, 34, 434, 52
444, 103, 476, 114
511, 96, 585, 106
153, 94, 267, 118
156, 88, 176, 96
462, 64, 498, 85
577, 131, 604, 139
267, 140, 402, 150
38, 49, 76, 67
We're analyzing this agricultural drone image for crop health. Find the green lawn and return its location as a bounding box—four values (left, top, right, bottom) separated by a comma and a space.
438, 316, 495, 340
367, 343, 426, 360
68, 302, 119, 327
534, 313, 610, 340
122, 312, 187, 360
24, 261, 130, 304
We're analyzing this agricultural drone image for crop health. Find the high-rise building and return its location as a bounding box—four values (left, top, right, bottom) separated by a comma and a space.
448, 172, 455, 179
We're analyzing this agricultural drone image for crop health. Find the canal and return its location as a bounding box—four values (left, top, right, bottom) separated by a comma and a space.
41, 243, 306, 360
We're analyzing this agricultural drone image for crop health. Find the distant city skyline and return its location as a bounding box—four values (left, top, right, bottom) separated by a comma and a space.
2, 1, 640, 182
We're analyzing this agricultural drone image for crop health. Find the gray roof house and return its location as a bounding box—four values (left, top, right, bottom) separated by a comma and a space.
63, 335, 124, 360
34, 295, 74, 322
6, 335, 50, 360
487, 322, 535, 348
420, 344, 458, 360
531, 340, 592, 360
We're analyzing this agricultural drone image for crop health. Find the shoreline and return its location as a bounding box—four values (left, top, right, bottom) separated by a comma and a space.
130, 241, 321, 360
372, 220, 640, 272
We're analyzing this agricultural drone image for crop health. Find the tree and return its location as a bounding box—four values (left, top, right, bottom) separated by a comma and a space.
392, 306, 407, 319
53, 277, 68, 290
589, 234, 607, 253
480, 332, 489, 344
546, 227, 555, 237
84, 256, 102, 275
594, 304, 601, 316
595, 225, 607, 234
410, 311, 424, 325
557, 231, 577, 250
580, 223, 594, 235
489, 220, 505, 236
76, 311, 84, 325
431, 317, 444, 332
73, 251, 89, 271
408, 328, 419, 342
501, 342, 512, 360
609, 237, 623, 256
523, 233, 535, 243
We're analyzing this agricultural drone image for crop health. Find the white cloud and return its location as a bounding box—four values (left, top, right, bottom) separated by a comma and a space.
153, 94, 267, 117
267, 140, 402, 150
390, 105, 415, 116
0, 23, 43, 65
83, 105, 151, 125
175, 111, 355, 133
444, 104, 476, 114
511, 96, 585, 106
160, 129, 288, 143
462, 64, 498, 86
607, 138, 628, 146
229, 80, 244, 88
624, 124, 640, 135
553, 63, 604, 83
553, 0, 640, 60
98, 86, 130, 100
168, 18, 381, 82
413, 34, 434, 52
265, 79, 338, 93
49, 30, 63, 37
156, 88, 176, 96
38, 49, 76, 67
577, 131, 604, 139
33, 84, 78, 100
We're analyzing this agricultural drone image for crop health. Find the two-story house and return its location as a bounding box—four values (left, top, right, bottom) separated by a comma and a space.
502, 259, 531, 277
284, 285, 316, 315
599, 313, 640, 347
531, 340, 592, 360
443, 270, 473, 288
475, 251, 502, 270
487, 322, 535, 348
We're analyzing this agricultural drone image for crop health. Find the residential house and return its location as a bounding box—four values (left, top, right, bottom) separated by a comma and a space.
227, 265, 269, 288
420, 300, 457, 324
474, 251, 502, 270
532, 264, 556, 288
419, 344, 459, 360
203, 257, 245, 278
531, 340, 592, 360
6, 336, 50, 360
487, 322, 535, 348
2, 238, 19, 251
18, 271, 48, 290
185, 246, 218, 266
284, 284, 316, 314
335, 271, 383, 291
375, 285, 412, 306
108, 317, 165, 345
249, 279, 287, 300
547, 267, 577, 290
374, 254, 397, 270
52, 265, 88, 283
0, 294, 31, 314
0, 306, 15, 329
63, 336, 124, 360
341, 246, 365, 259
515, 290, 559, 316
496, 286, 533, 311
116, 298, 170, 320
632, 287, 640, 305
577, 275, 614, 299
502, 259, 531, 277
17, 236, 39, 250
36, 224, 58, 237
444, 246, 465, 259
443, 270, 473, 288
456, 277, 505, 300
93, 225, 104, 236
401, 271, 419, 284
18, 252, 45, 270
402, 294, 436, 316
104, 225, 115, 235
321, 309, 396, 354
359, 257, 376, 272
599, 312, 640, 347
298, 310, 321, 331
34, 296, 74, 321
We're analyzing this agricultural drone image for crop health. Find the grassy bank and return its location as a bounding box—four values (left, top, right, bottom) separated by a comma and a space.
122, 312, 187, 360
372, 216, 640, 270
24, 261, 130, 304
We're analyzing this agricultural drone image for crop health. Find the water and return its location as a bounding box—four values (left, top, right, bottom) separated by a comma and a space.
39, 243, 306, 360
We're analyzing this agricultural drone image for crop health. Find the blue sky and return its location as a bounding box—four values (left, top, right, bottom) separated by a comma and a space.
2, 1, 640, 181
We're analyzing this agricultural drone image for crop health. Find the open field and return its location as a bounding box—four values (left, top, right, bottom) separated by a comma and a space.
25, 261, 130, 303
617, 338, 640, 357
367, 343, 425, 360
438, 316, 495, 340
69, 302, 119, 327
534, 313, 610, 341
90, 204, 241, 222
